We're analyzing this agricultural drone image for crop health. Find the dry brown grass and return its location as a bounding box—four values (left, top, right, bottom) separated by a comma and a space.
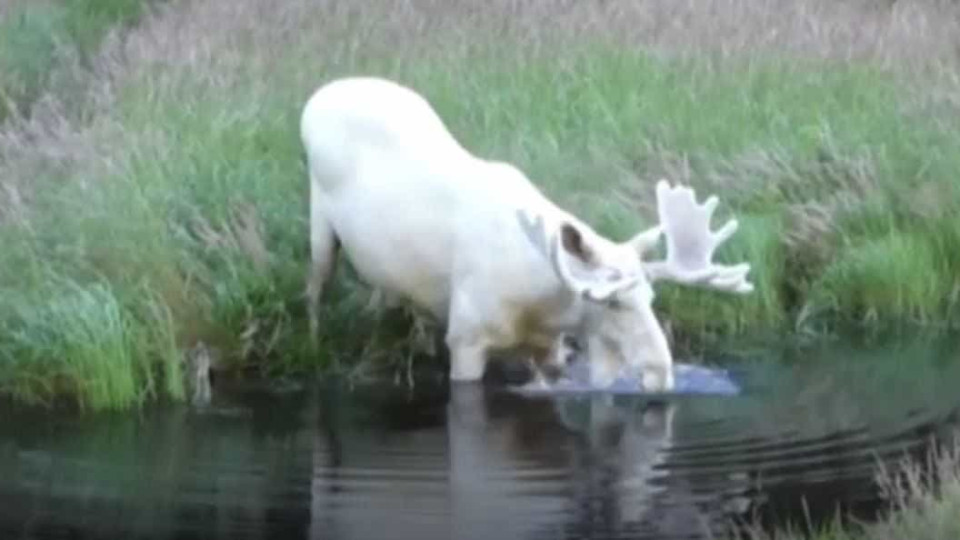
70, 0, 960, 91
190, 202, 272, 273
4, 0, 959, 215
0, 0, 17, 21
384, 0, 960, 71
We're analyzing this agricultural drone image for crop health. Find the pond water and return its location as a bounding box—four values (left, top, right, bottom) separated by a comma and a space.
1, 336, 959, 540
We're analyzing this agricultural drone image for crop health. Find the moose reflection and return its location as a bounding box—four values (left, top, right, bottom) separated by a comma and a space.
308, 384, 736, 540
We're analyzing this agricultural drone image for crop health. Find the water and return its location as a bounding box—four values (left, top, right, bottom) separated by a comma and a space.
1, 337, 959, 540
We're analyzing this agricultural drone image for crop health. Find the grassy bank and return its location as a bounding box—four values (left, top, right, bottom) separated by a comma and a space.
2, 0, 960, 409
750, 435, 960, 540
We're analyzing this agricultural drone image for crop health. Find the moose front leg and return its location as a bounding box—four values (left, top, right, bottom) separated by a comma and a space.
447, 335, 490, 382
445, 291, 491, 382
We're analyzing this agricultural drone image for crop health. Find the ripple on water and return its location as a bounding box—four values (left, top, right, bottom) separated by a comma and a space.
1, 337, 959, 540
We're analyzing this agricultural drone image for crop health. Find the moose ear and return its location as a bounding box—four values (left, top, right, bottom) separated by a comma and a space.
559, 223, 595, 265
550, 222, 638, 302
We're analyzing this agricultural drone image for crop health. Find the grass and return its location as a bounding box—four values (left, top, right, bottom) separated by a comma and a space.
747, 434, 960, 540
0, 0, 150, 123
0, 277, 183, 410
0, 0, 959, 409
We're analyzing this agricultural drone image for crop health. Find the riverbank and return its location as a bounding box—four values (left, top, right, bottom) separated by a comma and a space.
1, 0, 960, 410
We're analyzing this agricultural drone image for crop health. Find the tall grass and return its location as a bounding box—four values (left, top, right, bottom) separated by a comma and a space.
1, 0, 960, 408
0, 277, 183, 410
0, 0, 150, 122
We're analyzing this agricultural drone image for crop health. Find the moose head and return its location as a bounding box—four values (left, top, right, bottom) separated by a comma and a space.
520, 179, 754, 391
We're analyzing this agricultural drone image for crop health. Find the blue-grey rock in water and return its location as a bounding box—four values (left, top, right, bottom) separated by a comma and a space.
515, 360, 741, 396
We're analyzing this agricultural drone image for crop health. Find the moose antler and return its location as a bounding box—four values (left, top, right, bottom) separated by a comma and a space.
643, 180, 754, 294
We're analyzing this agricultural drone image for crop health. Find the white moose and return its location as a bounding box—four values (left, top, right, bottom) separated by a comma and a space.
301, 77, 753, 391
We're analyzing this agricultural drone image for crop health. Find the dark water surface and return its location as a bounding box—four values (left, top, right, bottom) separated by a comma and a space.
2, 337, 959, 540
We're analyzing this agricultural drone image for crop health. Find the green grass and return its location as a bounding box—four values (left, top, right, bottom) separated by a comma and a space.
2, 1, 960, 409
810, 231, 951, 326
396, 48, 960, 336
0, 277, 183, 410
0, 0, 149, 122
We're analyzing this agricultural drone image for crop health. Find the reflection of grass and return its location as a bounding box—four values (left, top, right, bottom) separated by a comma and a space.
0, 0, 149, 122
749, 436, 960, 540
703, 336, 960, 540
0, 394, 314, 538
687, 336, 960, 440
2, 0, 960, 408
